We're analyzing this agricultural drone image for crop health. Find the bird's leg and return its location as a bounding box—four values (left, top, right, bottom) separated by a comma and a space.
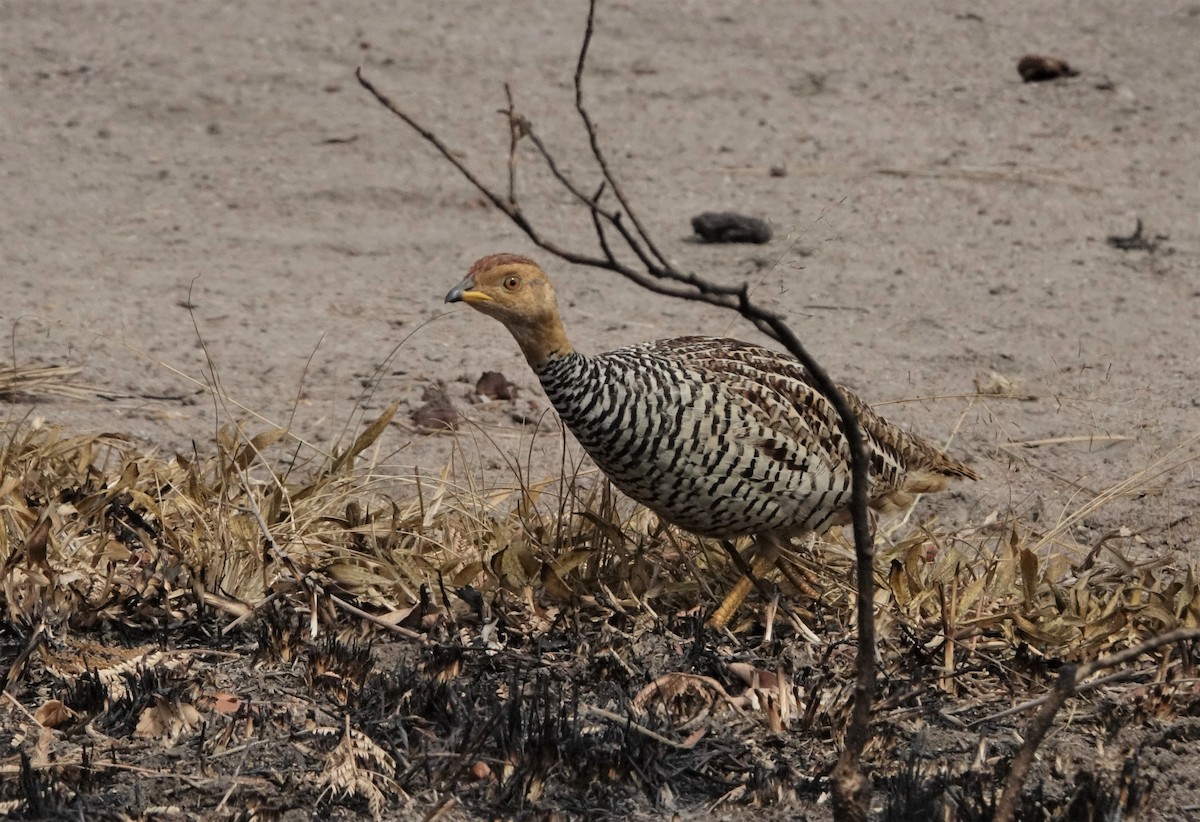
776, 532, 823, 600
706, 534, 784, 631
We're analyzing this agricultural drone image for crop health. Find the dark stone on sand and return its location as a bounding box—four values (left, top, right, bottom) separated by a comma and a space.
1017, 54, 1079, 82
475, 370, 519, 400
691, 212, 772, 244
412, 383, 459, 430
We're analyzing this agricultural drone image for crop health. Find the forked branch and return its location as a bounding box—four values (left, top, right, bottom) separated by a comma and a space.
356, 0, 876, 817
993, 627, 1200, 822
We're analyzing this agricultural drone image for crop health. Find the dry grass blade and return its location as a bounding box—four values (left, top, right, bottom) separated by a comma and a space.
231, 427, 288, 473
998, 434, 1134, 449
1025, 431, 1200, 561
0, 365, 96, 401
330, 400, 400, 475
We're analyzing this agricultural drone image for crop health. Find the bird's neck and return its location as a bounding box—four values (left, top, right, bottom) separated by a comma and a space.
511, 315, 574, 371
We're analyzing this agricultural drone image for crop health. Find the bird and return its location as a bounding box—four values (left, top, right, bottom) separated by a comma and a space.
445, 253, 979, 629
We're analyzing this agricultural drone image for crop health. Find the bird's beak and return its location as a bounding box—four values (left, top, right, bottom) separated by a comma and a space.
444, 277, 493, 304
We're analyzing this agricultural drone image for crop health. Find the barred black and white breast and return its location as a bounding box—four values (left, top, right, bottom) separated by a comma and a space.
536, 336, 975, 539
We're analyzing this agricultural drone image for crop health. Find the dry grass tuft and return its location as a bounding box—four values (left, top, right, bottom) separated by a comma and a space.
0, 365, 99, 402
0, 414, 1197, 818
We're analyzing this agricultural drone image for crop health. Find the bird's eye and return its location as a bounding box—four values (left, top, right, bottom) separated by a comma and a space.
503, 276, 520, 291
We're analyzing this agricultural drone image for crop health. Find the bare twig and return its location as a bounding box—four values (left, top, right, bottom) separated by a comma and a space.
993, 664, 1077, 822
581, 703, 702, 750
329, 593, 423, 641
968, 667, 1143, 727
571, 0, 669, 272
1074, 628, 1200, 682
502, 83, 521, 206
993, 627, 1200, 822
356, 1, 877, 816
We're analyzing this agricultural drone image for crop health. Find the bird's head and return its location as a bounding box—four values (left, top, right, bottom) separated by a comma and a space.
445, 254, 572, 368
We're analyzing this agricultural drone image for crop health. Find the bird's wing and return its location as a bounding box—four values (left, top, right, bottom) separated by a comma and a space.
642, 336, 964, 493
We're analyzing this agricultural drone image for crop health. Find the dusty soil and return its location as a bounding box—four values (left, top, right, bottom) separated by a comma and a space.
2, 0, 1199, 819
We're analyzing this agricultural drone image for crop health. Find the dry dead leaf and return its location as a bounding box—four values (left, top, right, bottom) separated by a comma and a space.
34, 699, 76, 729
974, 370, 1022, 397
134, 695, 202, 742
211, 692, 243, 715
633, 672, 736, 724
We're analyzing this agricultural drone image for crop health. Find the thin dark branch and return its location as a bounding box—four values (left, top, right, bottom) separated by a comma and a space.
503, 83, 520, 206
519, 126, 659, 275
992, 627, 1200, 821
357, 1, 878, 814
588, 183, 617, 264
357, 66, 603, 270
356, 68, 518, 224
573, 1, 671, 272
993, 664, 1077, 822
1075, 627, 1200, 681
518, 121, 598, 210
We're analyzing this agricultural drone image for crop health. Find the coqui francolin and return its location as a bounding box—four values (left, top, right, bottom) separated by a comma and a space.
446, 253, 978, 628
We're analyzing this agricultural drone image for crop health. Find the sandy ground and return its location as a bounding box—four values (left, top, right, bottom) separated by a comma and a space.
1, 1, 1199, 813
4, 1, 1198, 535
